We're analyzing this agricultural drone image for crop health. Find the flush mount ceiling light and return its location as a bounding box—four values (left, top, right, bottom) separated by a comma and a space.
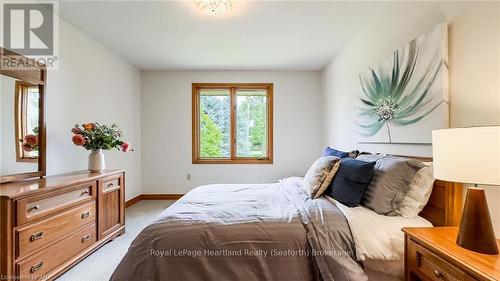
194, 0, 232, 16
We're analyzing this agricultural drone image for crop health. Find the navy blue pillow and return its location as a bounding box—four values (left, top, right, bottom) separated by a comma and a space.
323, 147, 350, 158
325, 158, 376, 207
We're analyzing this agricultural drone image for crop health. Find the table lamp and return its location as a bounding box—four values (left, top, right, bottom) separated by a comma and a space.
432, 126, 499, 255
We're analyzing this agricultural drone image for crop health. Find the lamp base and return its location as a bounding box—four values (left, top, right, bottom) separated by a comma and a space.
457, 186, 499, 255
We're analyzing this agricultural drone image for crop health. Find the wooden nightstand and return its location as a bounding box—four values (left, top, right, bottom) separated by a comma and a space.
403, 227, 500, 281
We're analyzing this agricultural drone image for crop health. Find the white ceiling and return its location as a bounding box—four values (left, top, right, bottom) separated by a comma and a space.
59, 1, 395, 70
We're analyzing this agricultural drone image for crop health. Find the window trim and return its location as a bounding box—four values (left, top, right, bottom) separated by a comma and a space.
192, 83, 273, 164
14, 81, 39, 163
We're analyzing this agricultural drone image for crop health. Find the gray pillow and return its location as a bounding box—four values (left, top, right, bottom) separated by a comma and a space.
397, 162, 435, 217
356, 154, 424, 215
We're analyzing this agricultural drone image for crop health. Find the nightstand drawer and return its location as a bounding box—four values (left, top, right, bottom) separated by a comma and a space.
408, 238, 474, 281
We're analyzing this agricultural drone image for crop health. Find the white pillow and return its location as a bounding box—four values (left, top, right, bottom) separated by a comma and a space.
301, 156, 340, 198
397, 162, 435, 217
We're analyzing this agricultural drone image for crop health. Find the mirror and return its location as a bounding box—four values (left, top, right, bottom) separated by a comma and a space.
0, 48, 46, 183
1, 75, 39, 172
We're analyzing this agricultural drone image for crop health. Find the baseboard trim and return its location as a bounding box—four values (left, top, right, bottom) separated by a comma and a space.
125, 194, 142, 208
125, 194, 184, 208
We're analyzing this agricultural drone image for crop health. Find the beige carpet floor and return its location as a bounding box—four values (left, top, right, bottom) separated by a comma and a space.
56, 200, 174, 281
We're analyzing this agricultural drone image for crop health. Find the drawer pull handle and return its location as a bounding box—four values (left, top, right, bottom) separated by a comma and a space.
81, 190, 90, 196
28, 204, 40, 212
434, 270, 442, 278
107, 182, 114, 188
81, 234, 91, 243
30, 231, 45, 242
81, 211, 91, 219
30, 261, 44, 273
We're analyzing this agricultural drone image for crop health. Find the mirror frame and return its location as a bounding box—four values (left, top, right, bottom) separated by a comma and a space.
0, 47, 46, 183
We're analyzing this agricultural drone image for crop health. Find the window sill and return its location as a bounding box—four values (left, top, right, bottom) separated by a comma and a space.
192, 158, 273, 164
16, 157, 38, 163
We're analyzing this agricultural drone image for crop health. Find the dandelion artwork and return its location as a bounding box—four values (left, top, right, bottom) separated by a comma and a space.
357, 23, 449, 144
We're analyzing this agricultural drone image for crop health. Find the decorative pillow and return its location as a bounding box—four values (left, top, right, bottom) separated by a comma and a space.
357, 154, 425, 215
324, 158, 376, 207
301, 156, 341, 198
397, 162, 435, 217
323, 147, 359, 158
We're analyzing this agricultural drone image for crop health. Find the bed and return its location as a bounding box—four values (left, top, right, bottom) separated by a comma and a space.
111, 156, 463, 281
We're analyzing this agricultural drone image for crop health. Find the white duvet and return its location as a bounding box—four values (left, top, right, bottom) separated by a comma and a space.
326, 196, 432, 262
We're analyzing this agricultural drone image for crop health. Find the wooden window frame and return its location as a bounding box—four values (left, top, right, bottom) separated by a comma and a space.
192, 83, 273, 164
15, 81, 39, 163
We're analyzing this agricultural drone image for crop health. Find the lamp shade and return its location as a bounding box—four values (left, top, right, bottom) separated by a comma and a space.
432, 126, 500, 186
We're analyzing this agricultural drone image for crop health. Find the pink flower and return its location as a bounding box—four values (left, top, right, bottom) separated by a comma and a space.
22, 143, 33, 152
24, 134, 38, 146
121, 141, 131, 152
71, 127, 82, 134
72, 134, 86, 146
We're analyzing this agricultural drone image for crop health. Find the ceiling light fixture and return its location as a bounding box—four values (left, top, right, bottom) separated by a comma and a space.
194, 0, 232, 16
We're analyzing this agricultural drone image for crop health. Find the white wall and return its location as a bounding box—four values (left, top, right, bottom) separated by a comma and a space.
321, 2, 500, 235
142, 70, 322, 193
45, 19, 142, 200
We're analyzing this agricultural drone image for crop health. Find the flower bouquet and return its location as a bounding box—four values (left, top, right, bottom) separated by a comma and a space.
71, 123, 132, 172
20, 127, 39, 155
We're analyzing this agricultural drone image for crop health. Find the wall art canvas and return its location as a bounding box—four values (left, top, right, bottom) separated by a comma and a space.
357, 23, 449, 144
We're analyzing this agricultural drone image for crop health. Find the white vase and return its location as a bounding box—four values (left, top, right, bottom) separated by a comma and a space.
88, 149, 105, 173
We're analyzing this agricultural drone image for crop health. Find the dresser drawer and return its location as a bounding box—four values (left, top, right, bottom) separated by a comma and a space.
16, 182, 96, 225
408, 238, 473, 281
16, 223, 96, 280
101, 175, 122, 193
16, 202, 96, 259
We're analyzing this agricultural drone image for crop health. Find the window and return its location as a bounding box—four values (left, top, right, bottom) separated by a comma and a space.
192, 83, 273, 164
15, 81, 40, 162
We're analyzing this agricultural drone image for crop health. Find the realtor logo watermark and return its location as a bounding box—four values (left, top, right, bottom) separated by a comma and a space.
1, 1, 59, 69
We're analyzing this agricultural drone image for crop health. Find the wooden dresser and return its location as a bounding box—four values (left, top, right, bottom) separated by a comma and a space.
0, 170, 125, 280
403, 227, 500, 281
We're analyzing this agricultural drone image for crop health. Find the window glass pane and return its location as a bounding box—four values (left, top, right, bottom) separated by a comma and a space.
26, 87, 39, 135
236, 90, 267, 158
25, 87, 39, 158
199, 89, 230, 158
